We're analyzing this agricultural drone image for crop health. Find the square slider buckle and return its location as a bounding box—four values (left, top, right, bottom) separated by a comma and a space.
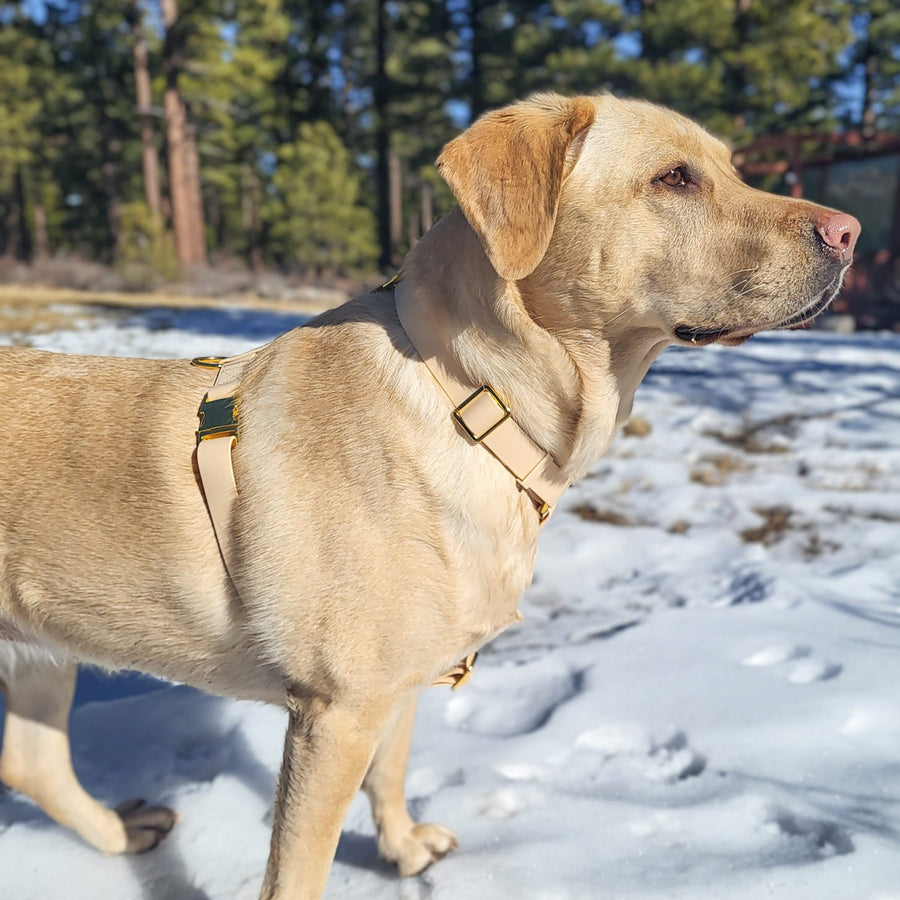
453, 385, 510, 442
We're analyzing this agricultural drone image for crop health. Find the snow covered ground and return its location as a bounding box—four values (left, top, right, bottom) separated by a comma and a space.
2, 303, 899, 899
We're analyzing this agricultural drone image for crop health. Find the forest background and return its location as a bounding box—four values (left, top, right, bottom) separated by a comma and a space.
0, 0, 898, 316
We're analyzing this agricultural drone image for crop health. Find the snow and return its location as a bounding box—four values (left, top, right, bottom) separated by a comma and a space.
2, 304, 900, 899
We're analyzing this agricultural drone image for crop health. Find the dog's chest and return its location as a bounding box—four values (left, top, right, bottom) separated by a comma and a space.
447, 489, 539, 651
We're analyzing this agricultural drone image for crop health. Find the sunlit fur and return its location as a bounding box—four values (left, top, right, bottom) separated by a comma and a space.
0, 93, 855, 899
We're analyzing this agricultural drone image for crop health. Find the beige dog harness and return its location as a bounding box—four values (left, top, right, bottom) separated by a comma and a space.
192, 287, 569, 690
192, 349, 260, 570
191, 349, 479, 689
392, 280, 569, 521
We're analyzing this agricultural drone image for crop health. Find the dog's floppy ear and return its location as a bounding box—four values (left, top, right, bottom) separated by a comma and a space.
437, 94, 596, 281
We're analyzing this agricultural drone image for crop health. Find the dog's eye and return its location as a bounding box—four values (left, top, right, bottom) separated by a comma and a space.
659, 167, 690, 188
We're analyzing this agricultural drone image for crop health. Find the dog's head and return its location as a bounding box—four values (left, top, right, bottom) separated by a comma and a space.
437, 94, 860, 348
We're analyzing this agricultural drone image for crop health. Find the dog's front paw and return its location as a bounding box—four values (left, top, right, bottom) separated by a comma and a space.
381, 822, 459, 877
115, 798, 178, 853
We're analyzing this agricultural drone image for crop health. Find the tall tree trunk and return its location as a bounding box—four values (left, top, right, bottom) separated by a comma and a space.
13, 168, 32, 262
733, 0, 751, 133
374, 0, 393, 269
468, 0, 487, 118
640, 0, 661, 63
860, 41, 878, 138
420, 181, 433, 233
162, 0, 206, 266
183, 119, 206, 263
241, 162, 263, 272
132, 5, 161, 215
389, 147, 402, 256
33, 196, 49, 262
307, 0, 331, 121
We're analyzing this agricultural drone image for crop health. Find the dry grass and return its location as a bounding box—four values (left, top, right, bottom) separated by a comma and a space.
0, 283, 346, 317
690, 453, 751, 486
0, 298, 85, 339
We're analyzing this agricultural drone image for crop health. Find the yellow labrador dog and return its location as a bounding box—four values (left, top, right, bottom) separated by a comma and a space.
0, 94, 859, 899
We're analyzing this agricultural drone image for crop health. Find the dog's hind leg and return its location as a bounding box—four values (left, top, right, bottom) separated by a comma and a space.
0, 645, 176, 853
362, 691, 458, 876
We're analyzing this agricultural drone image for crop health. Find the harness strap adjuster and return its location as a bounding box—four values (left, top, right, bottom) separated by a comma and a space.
453, 385, 510, 443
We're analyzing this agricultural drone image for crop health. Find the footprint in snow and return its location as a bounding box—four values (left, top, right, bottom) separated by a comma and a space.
569, 723, 706, 784
444, 659, 582, 737
767, 806, 854, 859
741, 644, 841, 683
741, 644, 810, 667
477, 785, 543, 819
787, 658, 842, 683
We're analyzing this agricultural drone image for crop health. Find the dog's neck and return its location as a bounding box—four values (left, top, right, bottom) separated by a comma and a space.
402, 209, 669, 480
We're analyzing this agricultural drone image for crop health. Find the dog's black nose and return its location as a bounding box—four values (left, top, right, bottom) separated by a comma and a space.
812, 211, 861, 264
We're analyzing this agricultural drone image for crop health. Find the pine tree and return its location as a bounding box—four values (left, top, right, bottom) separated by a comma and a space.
266, 121, 377, 275
0, 14, 42, 259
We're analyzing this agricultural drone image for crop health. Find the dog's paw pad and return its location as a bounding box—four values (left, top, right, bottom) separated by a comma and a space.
116, 798, 177, 853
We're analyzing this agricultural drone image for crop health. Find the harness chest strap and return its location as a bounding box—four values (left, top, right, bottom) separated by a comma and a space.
191, 349, 476, 689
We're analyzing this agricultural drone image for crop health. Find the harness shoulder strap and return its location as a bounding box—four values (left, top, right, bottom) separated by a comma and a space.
192, 348, 261, 576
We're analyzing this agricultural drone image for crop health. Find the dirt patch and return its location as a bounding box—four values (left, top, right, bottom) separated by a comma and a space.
740, 506, 793, 546
569, 503, 636, 526
704, 414, 794, 454
741, 505, 841, 559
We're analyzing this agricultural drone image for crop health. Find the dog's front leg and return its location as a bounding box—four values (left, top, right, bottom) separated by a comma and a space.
363, 691, 458, 876
260, 688, 388, 900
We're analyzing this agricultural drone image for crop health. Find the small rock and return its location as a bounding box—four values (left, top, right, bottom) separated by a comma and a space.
623, 415, 652, 437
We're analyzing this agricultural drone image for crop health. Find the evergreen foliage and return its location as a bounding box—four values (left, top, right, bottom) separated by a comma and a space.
0, 0, 895, 275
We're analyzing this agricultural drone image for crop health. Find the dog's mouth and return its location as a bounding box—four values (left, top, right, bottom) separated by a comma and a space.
673, 277, 844, 347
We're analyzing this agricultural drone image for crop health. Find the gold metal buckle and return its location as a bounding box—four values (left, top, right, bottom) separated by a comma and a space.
452, 652, 477, 690
453, 385, 510, 442
191, 356, 226, 369
431, 652, 478, 689
197, 393, 238, 441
